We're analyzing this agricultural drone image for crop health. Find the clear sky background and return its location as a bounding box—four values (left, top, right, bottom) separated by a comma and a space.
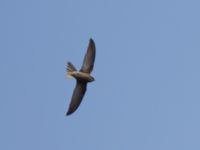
1, 0, 200, 149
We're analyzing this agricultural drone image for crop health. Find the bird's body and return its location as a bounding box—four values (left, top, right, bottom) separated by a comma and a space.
68, 71, 95, 82
66, 38, 96, 116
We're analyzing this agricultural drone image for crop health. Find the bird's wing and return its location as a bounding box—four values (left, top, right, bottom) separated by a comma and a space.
66, 81, 87, 115
80, 38, 96, 73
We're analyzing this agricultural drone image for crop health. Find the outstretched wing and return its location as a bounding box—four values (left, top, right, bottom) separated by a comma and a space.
66, 81, 87, 115
80, 38, 96, 73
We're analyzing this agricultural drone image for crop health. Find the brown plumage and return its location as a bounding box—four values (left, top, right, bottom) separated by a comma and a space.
66, 38, 96, 116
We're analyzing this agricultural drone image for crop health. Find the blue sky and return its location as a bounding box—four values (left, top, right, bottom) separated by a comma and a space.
1, 0, 200, 149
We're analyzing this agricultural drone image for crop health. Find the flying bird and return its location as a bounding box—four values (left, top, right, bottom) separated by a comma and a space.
66, 38, 96, 116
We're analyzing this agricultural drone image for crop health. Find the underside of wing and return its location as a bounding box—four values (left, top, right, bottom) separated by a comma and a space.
66, 81, 87, 115
80, 38, 96, 73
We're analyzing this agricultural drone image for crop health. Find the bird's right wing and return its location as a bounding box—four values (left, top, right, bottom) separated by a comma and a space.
80, 38, 96, 73
66, 81, 87, 115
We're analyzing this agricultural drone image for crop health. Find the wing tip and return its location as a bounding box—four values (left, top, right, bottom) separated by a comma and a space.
66, 110, 74, 116
89, 38, 95, 45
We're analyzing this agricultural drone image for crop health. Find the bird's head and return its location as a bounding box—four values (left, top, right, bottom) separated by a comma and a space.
89, 76, 95, 82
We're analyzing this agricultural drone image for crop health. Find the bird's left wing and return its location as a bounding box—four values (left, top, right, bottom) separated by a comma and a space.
66, 81, 87, 115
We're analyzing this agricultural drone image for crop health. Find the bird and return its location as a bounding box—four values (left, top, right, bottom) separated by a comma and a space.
66, 38, 96, 116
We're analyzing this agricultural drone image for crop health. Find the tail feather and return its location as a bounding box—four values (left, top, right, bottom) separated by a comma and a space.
67, 62, 77, 71
66, 62, 77, 77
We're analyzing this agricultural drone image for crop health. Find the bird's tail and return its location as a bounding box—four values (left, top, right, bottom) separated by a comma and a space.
66, 62, 77, 78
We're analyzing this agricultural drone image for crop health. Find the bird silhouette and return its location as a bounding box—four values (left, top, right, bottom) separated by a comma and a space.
66, 38, 96, 116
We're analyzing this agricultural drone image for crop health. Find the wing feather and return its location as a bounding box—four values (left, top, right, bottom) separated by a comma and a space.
80, 38, 96, 73
66, 81, 87, 115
